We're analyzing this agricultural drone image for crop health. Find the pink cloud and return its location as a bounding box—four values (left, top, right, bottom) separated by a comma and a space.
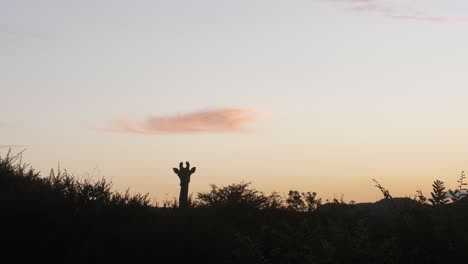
327, 0, 376, 3
322, 0, 468, 25
104, 108, 268, 135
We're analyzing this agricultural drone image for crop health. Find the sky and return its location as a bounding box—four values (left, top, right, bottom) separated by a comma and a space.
1, 0, 468, 203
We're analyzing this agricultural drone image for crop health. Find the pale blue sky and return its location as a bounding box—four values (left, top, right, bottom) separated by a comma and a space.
2, 0, 468, 202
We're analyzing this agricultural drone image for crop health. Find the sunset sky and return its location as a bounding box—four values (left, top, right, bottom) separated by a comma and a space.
2, 0, 468, 203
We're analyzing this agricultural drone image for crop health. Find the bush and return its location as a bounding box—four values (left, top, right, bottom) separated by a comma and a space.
197, 182, 270, 209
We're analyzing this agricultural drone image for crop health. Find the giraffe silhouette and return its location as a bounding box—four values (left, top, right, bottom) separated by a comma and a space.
173, 161, 196, 208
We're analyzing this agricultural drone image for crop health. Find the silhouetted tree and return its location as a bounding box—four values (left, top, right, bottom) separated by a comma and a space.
449, 171, 467, 202
265, 191, 284, 209
286, 190, 306, 211
415, 190, 427, 205
302, 191, 322, 212
429, 180, 449, 206
197, 182, 269, 209
173, 161, 196, 209
285, 191, 323, 212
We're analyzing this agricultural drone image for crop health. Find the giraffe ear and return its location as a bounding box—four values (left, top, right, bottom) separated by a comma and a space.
190, 167, 196, 174
173, 168, 180, 174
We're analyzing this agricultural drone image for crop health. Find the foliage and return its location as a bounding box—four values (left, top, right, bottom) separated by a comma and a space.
286, 190, 322, 212
303, 191, 323, 210
3, 150, 468, 263
415, 190, 427, 205
449, 171, 467, 202
0, 150, 151, 212
197, 182, 270, 209
265, 191, 284, 209
429, 180, 449, 206
373, 179, 392, 200
286, 190, 306, 211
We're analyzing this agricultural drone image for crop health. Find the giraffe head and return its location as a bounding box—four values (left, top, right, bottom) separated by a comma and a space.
173, 161, 196, 185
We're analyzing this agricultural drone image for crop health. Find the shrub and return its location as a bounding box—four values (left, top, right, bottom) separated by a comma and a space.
429, 180, 449, 206
197, 182, 269, 209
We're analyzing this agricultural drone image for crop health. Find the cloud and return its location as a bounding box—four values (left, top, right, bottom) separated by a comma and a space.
104, 108, 268, 135
326, 0, 377, 3
322, 0, 468, 25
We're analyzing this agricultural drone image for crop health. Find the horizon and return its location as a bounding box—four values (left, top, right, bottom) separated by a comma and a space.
2, 0, 468, 203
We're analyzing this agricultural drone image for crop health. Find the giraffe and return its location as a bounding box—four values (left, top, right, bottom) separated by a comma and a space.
173, 161, 196, 208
